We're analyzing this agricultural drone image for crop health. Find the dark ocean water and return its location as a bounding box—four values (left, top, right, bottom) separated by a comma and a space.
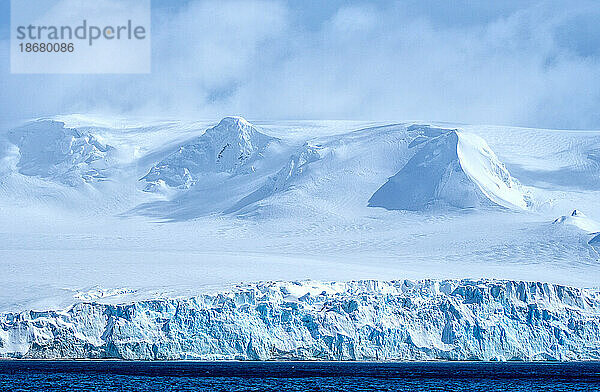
0, 361, 599, 391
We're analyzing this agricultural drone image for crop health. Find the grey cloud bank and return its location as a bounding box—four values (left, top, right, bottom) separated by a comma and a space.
2, 0, 600, 129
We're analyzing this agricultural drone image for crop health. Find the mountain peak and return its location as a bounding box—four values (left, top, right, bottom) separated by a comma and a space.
204, 116, 269, 148
369, 130, 530, 211
216, 116, 252, 128
142, 117, 277, 189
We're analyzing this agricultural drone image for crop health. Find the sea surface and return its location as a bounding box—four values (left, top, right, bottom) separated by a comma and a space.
0, 361, 599, 391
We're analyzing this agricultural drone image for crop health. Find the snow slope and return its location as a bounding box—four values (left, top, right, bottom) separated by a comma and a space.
225, 142, 322, 214
0, 115, 599, 321
2, 279, 599, 361
225, 123, 453, 216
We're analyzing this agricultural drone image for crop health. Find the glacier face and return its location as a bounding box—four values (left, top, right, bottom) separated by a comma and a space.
2, 279, 599, 361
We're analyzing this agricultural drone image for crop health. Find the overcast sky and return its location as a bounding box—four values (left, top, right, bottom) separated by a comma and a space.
1, 0, 600, 129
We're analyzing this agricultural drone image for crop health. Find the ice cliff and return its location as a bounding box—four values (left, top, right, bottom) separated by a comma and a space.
1, 279, 599, 360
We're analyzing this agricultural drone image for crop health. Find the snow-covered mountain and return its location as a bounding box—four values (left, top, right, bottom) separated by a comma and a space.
4, 120, 113, 186
2, 279, 599, 360
142, 117, 278, 190
368, 130, 531, 211
1, 115, 600, 361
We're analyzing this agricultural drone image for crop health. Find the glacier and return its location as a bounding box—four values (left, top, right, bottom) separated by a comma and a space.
1, 115, 600, 361
1, 279, 600, 361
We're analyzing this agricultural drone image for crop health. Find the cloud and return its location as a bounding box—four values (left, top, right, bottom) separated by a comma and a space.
2, 0, 600, 129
